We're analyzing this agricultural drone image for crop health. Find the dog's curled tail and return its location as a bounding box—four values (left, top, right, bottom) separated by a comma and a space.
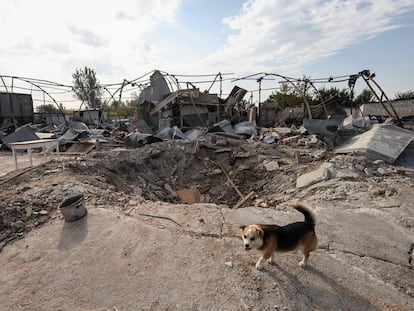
291, 202, 316, 226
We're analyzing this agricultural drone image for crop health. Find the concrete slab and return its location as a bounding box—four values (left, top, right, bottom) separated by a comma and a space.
334, 124, 414, 163
1, 203, 413, 310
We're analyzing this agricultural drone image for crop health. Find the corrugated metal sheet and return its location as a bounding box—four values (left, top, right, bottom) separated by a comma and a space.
0, 92, 34, 126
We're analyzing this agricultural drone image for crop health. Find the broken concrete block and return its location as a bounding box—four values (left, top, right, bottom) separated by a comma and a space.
263, 160, 280, 171
296, 163, 333, 188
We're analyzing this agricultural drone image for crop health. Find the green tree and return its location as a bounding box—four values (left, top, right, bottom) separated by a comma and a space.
72, 67, 103, 109
395, 90, 414, 100
354, 89, 374, 106
108, 100, 136, 117
316, 87, 352, 107
36, 103, 61, 113
268, 82, 313, 108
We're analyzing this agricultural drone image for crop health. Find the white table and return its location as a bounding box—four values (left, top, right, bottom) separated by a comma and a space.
10, 139, 60, 169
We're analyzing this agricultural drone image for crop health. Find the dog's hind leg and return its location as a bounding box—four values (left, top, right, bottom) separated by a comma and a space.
298, 232, 317, 267
298, 249, 310, 267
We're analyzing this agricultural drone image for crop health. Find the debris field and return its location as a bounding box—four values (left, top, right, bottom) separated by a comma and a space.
0, 122, 414, 310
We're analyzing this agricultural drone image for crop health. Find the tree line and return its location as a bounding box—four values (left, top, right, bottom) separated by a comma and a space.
267, 80, 414, 109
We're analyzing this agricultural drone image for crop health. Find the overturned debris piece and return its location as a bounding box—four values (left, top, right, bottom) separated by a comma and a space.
184, 128, 208, 140
1, 124, 40, 149
303, 117, 345, 135
262, 133, 280, 144
209, 120, 235, 134
59, 193, 87, 222
64, 142, 96, 155
234, 121, 257, 138
154, 126, 186, 140
125, 133, 163, 148
334, 124, 414, 163
341, 115, 371, 129
59, 128, 88, 145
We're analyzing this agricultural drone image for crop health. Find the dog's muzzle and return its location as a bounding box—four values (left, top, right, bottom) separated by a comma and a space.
244, 244, 251, 251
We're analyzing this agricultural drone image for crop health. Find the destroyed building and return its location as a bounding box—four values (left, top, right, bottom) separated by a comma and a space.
136, 70, 248, 132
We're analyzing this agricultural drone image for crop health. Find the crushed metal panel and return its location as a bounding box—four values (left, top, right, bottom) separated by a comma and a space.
1, 124, 40, 149
303, 117, 345, 135
59, 128, 88, 143
224, 86, 247, 106
64, 142, 96, 154
234, 121, 257, 137
154, 126, 186, 140
334, 124, 414, 163
184, 128, 208, 140
0, 92, 34, 127
125, 132, 163, 148
68, 120, 89, 131
208, 119, 235, 134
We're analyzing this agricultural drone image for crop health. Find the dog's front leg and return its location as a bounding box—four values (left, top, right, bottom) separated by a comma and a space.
255, 256, 266, 270
266, 255, 274, 265
256, 249, 273, 270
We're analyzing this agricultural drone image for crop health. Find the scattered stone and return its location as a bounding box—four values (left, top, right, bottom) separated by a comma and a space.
225, 261, 233, 268
377, 167, 388, 175
296, 163, 333, 188
215, 139, 228, 146
264, 160, 280, 171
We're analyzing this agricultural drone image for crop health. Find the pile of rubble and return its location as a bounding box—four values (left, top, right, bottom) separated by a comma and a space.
2, 112, 414, 253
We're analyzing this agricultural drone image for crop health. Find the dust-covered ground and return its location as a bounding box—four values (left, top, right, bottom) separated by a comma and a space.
0, 132, 413, 310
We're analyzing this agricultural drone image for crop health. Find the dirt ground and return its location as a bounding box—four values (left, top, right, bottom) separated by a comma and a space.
0, 133, 413, 310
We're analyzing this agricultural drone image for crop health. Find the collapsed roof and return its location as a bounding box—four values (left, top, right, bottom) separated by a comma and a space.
137, 70, 248, 131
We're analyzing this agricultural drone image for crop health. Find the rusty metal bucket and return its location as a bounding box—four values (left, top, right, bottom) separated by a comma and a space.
59, 193, 87, 222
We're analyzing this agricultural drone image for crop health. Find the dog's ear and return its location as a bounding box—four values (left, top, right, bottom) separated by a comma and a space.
255, 227, 264, 238
239, 225, 246, 230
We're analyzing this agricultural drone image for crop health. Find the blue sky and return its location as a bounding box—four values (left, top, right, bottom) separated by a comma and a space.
0, 0, 413, 108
